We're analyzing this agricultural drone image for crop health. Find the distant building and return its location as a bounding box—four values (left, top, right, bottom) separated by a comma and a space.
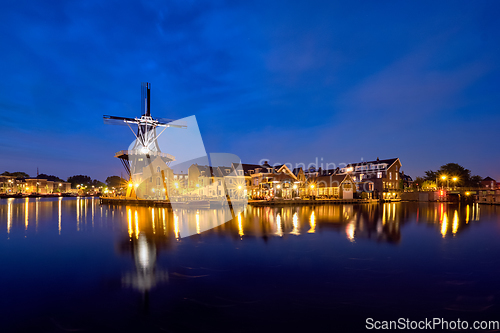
481, 177, 497, 189
0, 175, 18, 194
24, 179, 71, 194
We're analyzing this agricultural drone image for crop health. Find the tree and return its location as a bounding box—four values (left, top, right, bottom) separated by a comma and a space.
38, 173, 64, 182
67, 175, 92, 188
1, 171, 30, 178
424, 163, 481, 187
421, 180, 436, 190
106, 176, 127, 188
469, 175, 483, 188
414, 177, 425, 189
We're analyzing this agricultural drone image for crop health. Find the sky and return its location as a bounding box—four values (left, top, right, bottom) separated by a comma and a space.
1, 0, 499, 181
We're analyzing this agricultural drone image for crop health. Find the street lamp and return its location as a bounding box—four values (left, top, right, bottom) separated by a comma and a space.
441, 175, 447, 189
452, 177, 458, 190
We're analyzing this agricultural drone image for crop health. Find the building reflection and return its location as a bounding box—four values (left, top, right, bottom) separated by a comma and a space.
0, 198, 497, 245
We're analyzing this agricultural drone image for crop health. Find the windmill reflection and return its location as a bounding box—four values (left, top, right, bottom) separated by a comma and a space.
121, 207, 170, 305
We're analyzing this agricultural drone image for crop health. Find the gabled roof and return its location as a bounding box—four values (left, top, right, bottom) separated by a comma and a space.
275, 164, 298, 181
346, 158, 400, 168
483, 176, 496, 182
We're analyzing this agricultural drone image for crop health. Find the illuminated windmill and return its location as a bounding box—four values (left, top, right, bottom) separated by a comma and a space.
104, 82, 186, 198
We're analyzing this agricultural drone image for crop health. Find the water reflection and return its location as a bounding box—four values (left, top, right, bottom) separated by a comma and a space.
0, 199, 499, 244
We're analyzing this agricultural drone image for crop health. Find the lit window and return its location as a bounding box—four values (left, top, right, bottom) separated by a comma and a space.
389, 173, 392, 180
377, 172, 382, 178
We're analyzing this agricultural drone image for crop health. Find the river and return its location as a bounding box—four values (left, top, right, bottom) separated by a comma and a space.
1, 197, 500, 332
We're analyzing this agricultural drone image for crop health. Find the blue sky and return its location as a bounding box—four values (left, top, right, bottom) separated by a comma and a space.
1, 0, 499, 181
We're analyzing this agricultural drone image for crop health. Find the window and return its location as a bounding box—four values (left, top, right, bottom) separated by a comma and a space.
156, 177, 160, 185
377, 172, 382, 178
226, 169, 230, 174
229, 179, 232, 184
156, 167, 160, 173
149, 177, 152, 183
360, 173, 364, 180
218, 180, 221, 186
238, 170, 243, 176
396, 173, 398, 180
389, 173, 392, 180
174, 175, 177, 179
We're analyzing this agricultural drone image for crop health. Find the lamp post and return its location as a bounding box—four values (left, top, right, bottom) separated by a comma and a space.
452, 177, 458, 190
441, 175, 447, 190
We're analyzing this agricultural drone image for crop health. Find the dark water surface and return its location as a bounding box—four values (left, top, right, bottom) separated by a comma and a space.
1, 197, 500, 332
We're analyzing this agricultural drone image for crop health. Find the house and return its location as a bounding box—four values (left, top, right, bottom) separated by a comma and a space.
481, 177, 497, 189
250, 163, 302, 199
337, 157, 403, 198
306, 174, 356, 199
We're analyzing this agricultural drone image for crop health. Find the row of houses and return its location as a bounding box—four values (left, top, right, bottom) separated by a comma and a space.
0, 175, 72, 194
130, 155, 404, 200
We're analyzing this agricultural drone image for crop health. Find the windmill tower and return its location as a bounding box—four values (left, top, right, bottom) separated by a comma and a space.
104, 82, 186, 199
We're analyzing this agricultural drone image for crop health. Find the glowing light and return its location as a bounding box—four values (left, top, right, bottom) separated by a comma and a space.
465, 192, 470, 196
134, 210, 139, 238
291, 212, 300, 235
441, 175, 447, 180
134, 183, 139, 188
452, 210, 459, 235
346, 221, 355, 242
308, 211, 316, 233
128, 183, 133, 188
162, 208, 166, 235
466, 205, 470, 223
238, 185, 242, 190
452, 177, 457, 182
137, 234, 151, 270
276, 213, 283, 237
151, 209, 155, 234
238, 213, 244, 237
58, 197, 62, 235
174, 182, 179, 188
441, 212, 448, 238
174, 213, 180, 239
277, 184, 281, 189
128, 209, 133, 238
196, 211, 200, 234
25, 198, 29, 230
310, 184, 315, 189
7, 200, 12, 234
293, 184, 297, 189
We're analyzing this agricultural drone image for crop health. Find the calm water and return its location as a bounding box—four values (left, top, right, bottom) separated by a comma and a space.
1, 197, 500, 332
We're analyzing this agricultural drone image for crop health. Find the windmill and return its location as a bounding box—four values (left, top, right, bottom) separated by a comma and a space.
104, 82, 186, 198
